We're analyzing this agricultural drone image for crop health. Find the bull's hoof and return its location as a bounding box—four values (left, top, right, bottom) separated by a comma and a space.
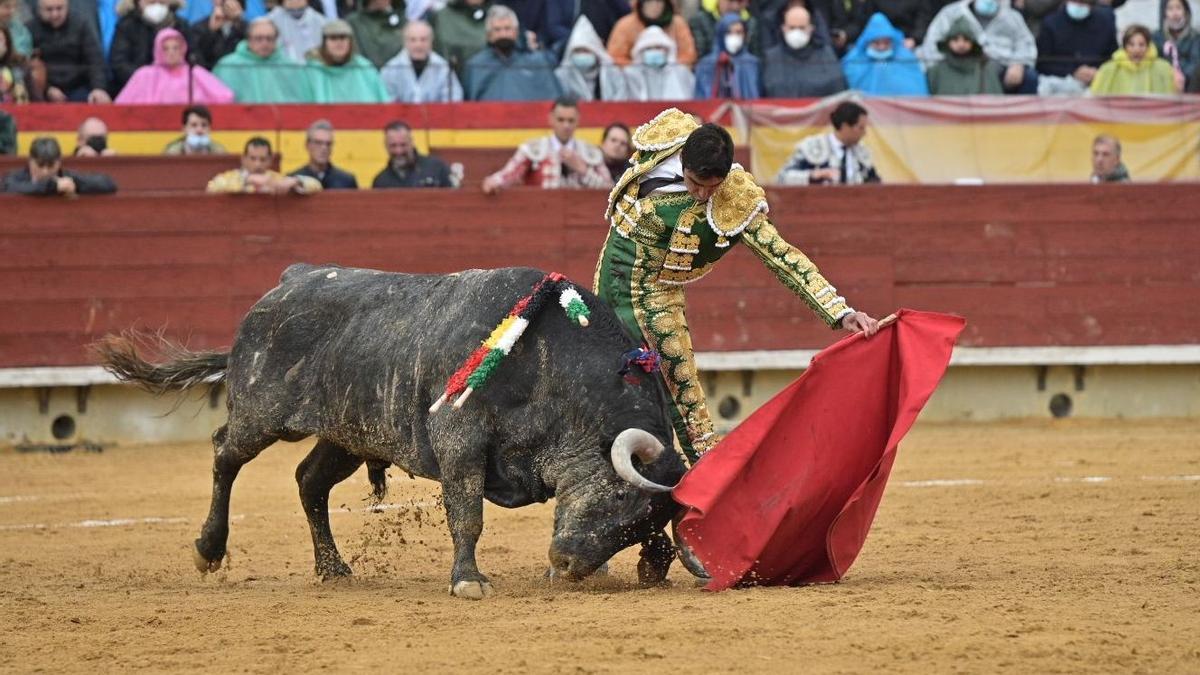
637, 556, 670, 586
449, 580, 494, 600
317, 560, 353, 581
192, 543, 222, 574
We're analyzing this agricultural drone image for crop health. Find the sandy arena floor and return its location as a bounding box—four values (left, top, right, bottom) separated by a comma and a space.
1, 420, 1197, 673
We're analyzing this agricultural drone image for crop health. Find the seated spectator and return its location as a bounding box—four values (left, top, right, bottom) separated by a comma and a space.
269, 0, 326, 63
116, 28, 234, 101
555, 16, 628, 101
690, 0, 762, 57
2, 137, 117, 195
28, 0, 111, 102
580, 0, 632, 45
372, 120, 453, 188
762, 5, 847, 97
482, 95, 611, 193
346, 0, 405, 68
109, 0, 189, 93
382, 19, 464, 102
1, 0, 33, 57
74, 116, 115, 156
1, 24, 33, 101
850, 0, 933, 48
693, 12, 760, 98
607, 0, 697, 66
290, 119, 358, 189
306, 19, 389, 101
1090, 134, 1130, 183
1154, 0, 1199, 90
759, 0, 834, 53
919, 0, 1037, 93
843, 12, 928, 94
430, 0, 488, 75
207, 136, 321, 193
463, 5, 560, 100
775, 100, 881, 185
600, 121, 631, 181
622, 24, 694, 99
1091, 24, 1178, 93
1035, 0, 1117, 95
0, 109, 15, 154
163, 104, 227, 154
214, 18, 314, 101
926, 16, 1003, 93
189, 0, 246, 70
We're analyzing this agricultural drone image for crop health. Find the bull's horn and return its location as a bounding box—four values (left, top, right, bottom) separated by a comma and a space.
672, 515, 711, 580
610, 429, 674, 493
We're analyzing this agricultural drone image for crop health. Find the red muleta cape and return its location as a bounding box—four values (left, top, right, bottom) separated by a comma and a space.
672, 309, 965, 590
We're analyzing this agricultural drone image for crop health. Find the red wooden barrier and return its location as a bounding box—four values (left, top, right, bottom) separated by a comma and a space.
1, 184, 1197, 368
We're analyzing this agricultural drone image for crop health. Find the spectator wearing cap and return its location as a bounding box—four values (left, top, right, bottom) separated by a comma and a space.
621, 24, 694, 99
481, 95, 610, 193
109, 0, 190, 93
842, 12, 929, 95
28, 0, 110, 102
693, 12, 760, 98
555, 16, 628, 101
775, 101, 881, 186
762, 5, 847, 97
1090, 135, 1130, 183
608, 0, 697, 66
188, 0, 247, 69
269, 0, 327, 63
1091, 24, 1178, 94
345, 0, 405, 68
381, 19, 463, 102
926, 15, 1003, 93
207, 136, 322, 193
3, 137, 117, 195
463, 5, 560, 101
164, 104, 227, 154
214, 17, 314, 101
1034, 0, 1116, 95
290, 119, 358, 190
306, 18, 388, 101
1154, 0, 1199, 90
116, 27, 234, 102
372, 120, 454, 188
74, 116, 115, 156
919, 0, 1037, 93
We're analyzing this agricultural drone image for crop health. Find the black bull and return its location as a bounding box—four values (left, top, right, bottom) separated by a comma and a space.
97, 264, 694, 599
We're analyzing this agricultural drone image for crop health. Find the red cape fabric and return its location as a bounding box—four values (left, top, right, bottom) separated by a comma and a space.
673, 309, 965, 590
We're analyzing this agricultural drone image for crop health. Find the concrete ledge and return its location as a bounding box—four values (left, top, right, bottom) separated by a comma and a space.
696, 345, 1200, 371
3, 345, 1199, 387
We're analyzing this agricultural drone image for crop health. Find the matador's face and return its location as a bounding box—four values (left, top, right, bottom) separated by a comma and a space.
683, 169, 724, 202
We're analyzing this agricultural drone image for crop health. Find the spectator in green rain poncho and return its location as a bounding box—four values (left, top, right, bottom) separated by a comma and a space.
213, 17, 314, 102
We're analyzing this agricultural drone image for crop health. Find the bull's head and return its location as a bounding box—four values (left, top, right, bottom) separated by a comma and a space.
548, 429, 707, 581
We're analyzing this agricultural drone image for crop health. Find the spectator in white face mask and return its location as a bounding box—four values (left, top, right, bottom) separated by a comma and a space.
762, 5, 847, 97
164, 105, 228, 155
693, 12, 760, 98
622, 24, 695, 99
555, 16, 629, 101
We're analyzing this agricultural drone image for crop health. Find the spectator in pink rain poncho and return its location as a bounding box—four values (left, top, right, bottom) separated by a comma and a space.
115, 27, 234, 103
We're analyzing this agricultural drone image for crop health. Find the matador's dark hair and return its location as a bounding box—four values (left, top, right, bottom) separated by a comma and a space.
680, 123, 734, 180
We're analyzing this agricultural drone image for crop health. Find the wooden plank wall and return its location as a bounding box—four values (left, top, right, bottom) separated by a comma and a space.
1, 184, 1197, 368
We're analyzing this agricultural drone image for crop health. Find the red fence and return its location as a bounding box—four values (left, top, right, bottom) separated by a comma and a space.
2, 184, 1197, 368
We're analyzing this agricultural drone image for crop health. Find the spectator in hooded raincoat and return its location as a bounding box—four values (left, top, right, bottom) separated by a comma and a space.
116, 26, 234, 101
555, 15, 628, 100
926, 15, 1003, 93
621, 23, 694, 99
1090, 23, 1178, 94
842, 11, 928, 94
306, 18, 389, 101
607, 0, 696, 65
693, 11, 759, 97
345, 0, 404, 67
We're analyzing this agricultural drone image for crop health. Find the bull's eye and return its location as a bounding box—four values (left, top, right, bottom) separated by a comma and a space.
615, 491, 627, 501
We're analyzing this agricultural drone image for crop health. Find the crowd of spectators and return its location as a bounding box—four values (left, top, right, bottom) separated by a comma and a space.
0, 0, 1195, 105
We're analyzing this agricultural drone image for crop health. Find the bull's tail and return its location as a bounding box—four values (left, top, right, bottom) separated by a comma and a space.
92, 331, 229, 396
430, 272, 591, 412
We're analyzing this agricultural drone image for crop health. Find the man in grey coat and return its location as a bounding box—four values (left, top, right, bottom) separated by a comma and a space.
382, 19, 464, 101
762, 6, 847, 97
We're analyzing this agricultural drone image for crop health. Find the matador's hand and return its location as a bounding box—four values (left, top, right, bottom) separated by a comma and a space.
841, 311, 880, 338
